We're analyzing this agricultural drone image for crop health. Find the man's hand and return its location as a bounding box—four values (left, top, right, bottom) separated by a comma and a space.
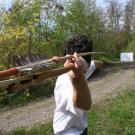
64, 52, 88, 80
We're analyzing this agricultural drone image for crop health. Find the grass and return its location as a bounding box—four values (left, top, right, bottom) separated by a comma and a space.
88, 89, 135, 135
0, 79, 55, 108
1, 89, 135, 135
0, 122, 53, 135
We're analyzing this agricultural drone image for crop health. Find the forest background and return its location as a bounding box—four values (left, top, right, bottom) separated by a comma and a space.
0, 0, 135, 70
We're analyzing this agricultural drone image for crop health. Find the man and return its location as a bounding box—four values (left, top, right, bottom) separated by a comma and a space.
53, 35, 103, 135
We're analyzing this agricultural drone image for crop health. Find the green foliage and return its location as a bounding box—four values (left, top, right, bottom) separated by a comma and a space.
0, 0, 134, 68
102, 31, 128, 59
126, 38, 135, 54
55, 0, 101, 40
0, 0, 65, 68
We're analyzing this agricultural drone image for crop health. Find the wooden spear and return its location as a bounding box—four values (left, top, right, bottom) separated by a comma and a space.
0, 52, 106, 78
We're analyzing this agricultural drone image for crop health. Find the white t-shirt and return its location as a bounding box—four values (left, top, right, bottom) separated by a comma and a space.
53, 61, 96, 135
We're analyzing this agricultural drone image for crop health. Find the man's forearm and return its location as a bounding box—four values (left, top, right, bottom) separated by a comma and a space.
72, 74, 92, 111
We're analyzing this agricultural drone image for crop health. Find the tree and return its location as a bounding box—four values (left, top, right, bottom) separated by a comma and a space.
54, 0, 102, 52
0, 0, 64, 68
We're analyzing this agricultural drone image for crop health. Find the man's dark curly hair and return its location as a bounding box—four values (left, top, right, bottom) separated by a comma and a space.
63, 35, 93, 63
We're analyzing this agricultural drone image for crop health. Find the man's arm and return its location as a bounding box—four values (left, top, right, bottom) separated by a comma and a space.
72, 74, 92, 111
64, 53, 92, 111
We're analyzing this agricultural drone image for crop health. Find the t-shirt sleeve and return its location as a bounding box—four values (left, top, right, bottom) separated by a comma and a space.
85, 60, 96, 79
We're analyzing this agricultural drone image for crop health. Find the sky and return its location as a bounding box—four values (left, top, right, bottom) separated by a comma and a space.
0, 0, 128, 10
96, 0, 105, 8
0, 0, 13, 10
0, 0, 105, 9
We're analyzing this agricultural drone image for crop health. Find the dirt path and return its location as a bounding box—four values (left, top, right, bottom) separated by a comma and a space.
0, 67, 135, 132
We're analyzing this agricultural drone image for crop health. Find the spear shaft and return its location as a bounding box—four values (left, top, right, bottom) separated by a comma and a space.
0, 52, 106, 78
1, 60, 135, 92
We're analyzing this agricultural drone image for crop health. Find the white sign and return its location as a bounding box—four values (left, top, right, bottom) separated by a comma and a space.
120, 52, 133, 62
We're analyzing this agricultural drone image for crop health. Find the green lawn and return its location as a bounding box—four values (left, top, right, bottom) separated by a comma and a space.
1, 89, 135, 135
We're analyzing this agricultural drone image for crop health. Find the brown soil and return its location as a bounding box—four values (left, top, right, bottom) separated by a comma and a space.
0, 67, 135, 132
